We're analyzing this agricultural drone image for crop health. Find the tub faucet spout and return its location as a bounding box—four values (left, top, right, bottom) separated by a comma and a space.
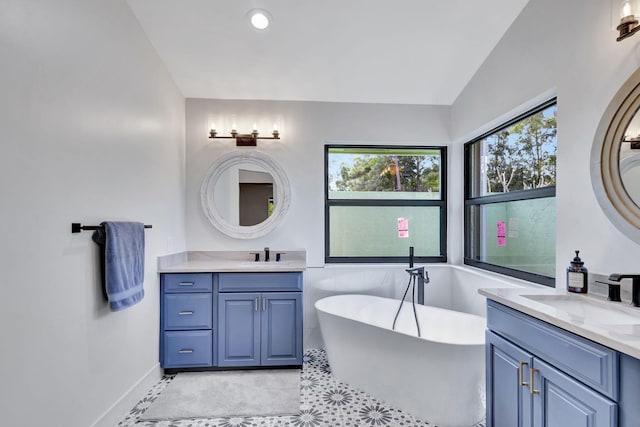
406, 267, 428, 305
608, 273, 640, 307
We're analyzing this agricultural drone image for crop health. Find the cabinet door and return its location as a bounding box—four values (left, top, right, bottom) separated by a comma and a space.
486, 331, 533, 427
532, 358, 617, 427
260, 292, 302, 366
218, 292, 261, 367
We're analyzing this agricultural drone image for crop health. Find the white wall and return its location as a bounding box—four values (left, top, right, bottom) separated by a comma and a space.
0, 1, 185, 426
185, 98, 451, 266
452, 0, 640, 284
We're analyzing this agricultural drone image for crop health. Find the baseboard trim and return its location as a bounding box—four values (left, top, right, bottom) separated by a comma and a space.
90, 363, 162, 427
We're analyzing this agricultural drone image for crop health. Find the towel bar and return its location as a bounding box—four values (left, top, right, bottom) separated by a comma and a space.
71, 222, 152, 233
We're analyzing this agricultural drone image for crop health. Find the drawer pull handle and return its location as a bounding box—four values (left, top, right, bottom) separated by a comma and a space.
529, 368, 540, 394
179, 282, 195, 287
262, 297, 266, 312
254, 297, 259, 312
519, 361, 529, 387
178, 349, 194, 354
179, 311, 194, 315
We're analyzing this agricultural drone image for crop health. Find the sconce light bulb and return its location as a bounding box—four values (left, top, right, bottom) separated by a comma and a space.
623, 0, 634, 18
210, 123, 216, 131
273, 123, 279, 131
253, 123, 257, 131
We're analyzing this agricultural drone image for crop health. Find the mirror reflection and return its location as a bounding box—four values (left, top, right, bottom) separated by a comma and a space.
621, 109, 640, 207
213, 163, 276, 226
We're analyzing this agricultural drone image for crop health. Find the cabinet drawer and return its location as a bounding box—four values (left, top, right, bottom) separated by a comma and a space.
219, 272, 302, 292
487, 300, 618, 400
163, 273, 212, 293
162, 331, 213, 368
163, 293, 212, 330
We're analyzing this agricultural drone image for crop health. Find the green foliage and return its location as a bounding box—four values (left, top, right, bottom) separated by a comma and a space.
334, 154, 440, 193
485, 106, 557, 193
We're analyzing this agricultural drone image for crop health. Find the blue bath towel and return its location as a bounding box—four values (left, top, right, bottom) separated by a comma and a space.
92, 221, 145, 311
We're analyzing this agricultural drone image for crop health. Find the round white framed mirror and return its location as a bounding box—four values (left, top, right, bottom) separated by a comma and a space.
201, 150, 291, 239
591, 67, 640, 243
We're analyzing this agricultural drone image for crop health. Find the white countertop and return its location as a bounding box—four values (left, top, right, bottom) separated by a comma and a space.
157, 250, 307, 273
480, 287, 640, 359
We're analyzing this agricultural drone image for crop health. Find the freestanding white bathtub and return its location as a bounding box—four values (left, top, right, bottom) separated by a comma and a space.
315, 294, 486, 427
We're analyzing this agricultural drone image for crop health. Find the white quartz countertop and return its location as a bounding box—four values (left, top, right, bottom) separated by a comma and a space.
158, 250, 307, 273
480, 287, 640, 359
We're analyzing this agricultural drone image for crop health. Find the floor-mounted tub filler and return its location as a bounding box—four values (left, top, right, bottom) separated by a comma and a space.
316, 294, 486, 427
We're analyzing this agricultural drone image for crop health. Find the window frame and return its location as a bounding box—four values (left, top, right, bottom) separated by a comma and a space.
324, 144, 447, 264
463, 98, 557, 287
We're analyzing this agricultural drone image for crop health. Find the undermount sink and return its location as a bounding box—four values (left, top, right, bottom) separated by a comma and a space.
238, 261, 294, 267
522, 294, 640, 326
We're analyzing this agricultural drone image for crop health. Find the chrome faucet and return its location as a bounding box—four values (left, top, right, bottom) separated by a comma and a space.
608, 274, 640, 307
264, 247, 270, 262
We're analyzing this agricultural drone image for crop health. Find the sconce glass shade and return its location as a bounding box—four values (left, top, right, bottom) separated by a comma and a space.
622, 0, 635, 20
618, 0, 640, 41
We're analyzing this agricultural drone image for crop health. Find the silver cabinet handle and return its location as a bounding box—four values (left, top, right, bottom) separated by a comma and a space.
519, 361, 529, 386
529, 368, 540, 394
254, 297, 259, 312
179, 282, 194, 287
178, 349, 194, 354
178, 311, 194, 315
262, 297, 266, 312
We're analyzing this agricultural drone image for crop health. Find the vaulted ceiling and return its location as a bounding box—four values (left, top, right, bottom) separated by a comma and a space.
126, 0, 530, 105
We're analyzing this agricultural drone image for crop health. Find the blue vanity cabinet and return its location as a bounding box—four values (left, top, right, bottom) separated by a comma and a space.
486, 300, 617, 427
160, 273, 215, 368
217, 272, 303, 367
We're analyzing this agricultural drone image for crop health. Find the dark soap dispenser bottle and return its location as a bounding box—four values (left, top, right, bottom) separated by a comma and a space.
567, 250, 588, 293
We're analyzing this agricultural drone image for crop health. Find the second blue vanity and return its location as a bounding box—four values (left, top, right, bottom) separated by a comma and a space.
482, 289, 640, 427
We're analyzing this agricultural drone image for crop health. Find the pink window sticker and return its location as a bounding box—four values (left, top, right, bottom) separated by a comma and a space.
398, 217, 409, 238
497, 220, 506, 247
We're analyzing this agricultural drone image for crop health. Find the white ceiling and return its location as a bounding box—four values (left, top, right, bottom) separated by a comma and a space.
126, 0, 530, 105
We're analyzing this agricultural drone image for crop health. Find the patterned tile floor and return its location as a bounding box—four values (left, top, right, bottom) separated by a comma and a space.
119, 349, 486, 427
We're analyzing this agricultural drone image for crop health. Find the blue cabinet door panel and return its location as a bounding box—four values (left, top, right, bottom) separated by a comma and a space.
163, 293, 213, 330
218, 293, 261, 367
163, 330, 213, 368
261, 292, 302, 365
486, 331, 533, 427
532, 358, 617, 427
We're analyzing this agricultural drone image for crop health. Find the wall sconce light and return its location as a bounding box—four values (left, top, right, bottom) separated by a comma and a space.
208, 123, 280, 146
617, 1, 640, 41
623, 135, 640, 149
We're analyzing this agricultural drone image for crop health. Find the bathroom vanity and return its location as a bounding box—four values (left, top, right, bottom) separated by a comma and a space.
158, 251, 305, 371
481, 288, 640, 427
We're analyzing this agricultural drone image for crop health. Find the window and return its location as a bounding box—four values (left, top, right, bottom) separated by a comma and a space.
464, 99, 557, 286
325, 145, 447, 263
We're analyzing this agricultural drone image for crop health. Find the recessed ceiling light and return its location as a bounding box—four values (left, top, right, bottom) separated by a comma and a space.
249, 9, 271, 30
